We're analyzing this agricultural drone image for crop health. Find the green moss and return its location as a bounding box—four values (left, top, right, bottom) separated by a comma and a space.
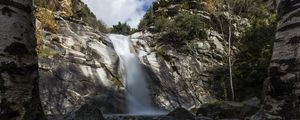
37, 47, 59, 58
156, 48, 164, 57
109, 77, 124, 88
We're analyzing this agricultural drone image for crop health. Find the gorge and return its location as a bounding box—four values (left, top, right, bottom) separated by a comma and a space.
1, 0, 299, 120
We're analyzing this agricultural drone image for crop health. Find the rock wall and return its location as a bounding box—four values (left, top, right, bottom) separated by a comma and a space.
133, 0, 251, 110
35, 1, 125, 114
35, 0, 269, 116
0, 0, 45, 119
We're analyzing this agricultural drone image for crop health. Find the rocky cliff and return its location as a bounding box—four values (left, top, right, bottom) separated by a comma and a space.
133, 0, 249, 109
35, 0, 275, 119
135, 0, 275, 109
35, 0, 124, 115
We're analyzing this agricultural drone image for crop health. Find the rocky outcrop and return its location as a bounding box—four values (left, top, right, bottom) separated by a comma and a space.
37, 16, 126, 115
263, 0, 300, 119
35, 0, 124, 115
0, 0, 45, 119
130, 9, 250, 110
105, 115, 174, 120
167, 107, 195, 120
64, 104, 105, 120
196, 97, 260, 119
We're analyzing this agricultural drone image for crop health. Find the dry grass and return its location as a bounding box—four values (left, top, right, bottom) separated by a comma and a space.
35, 7, 58, 33
202, 0, 224, 12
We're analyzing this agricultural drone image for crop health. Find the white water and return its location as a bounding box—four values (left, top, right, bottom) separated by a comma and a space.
109, 34, 158, 115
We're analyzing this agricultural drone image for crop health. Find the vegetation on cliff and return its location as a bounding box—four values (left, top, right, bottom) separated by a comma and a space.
35, 0, 107, 32
138, 0, 276, 101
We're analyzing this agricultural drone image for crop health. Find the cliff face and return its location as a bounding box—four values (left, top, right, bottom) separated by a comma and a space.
35, 0, 275, 117
35, 0, 124, 115
136, 0, 276, 108
134, 0, 251, 109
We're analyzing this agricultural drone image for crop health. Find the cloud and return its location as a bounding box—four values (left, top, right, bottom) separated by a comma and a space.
82, 0, 155, 28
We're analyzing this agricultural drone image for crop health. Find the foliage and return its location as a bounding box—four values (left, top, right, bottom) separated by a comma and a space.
72, 4, 108, 33
232, 13, 276, 100
111, 22, 131, 35
138, 0, 276, 101
202, 0, 224, 12
209, 2, 276, 101
35, 7, 58, 33
138, 7, 154, 30
34, 0, 108, 33
155, 12, 207, 47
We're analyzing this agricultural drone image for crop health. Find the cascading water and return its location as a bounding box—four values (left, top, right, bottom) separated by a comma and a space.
109, 34, 157, 115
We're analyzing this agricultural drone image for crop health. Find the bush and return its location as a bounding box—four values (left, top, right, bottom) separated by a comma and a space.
138, 7, 154, 30
72, 4, 108, 33
111, 22, 131, 35
202, 0, 224, 12
35, 0, 108, 33
155, 12, 208, 47
209, 3, 276, 101
35, 7, 58, 33
232, 13, 276, 100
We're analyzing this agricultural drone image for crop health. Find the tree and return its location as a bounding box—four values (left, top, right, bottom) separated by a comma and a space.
0, 0, 45, 120
111, 22, 131, 35
263, 0, 300, 119
226, 0, 234, 101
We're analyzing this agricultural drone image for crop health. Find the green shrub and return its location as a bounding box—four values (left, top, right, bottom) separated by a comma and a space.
111, 22, 131, 35
72, 4, 108, 33
155, 12, 207, 47
209, 3, 276, 101
138, 7, 154, 30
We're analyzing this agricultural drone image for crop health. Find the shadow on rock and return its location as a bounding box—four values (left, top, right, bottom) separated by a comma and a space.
64, 104, 105, 120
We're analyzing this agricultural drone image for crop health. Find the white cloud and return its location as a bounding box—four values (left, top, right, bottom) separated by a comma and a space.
82, 0, 155, 28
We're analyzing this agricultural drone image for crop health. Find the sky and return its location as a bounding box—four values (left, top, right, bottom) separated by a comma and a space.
82, 0, 155, 28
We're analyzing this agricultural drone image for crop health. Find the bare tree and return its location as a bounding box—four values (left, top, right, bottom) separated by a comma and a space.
228, 17, 234, 101
263, 0, 300, 119
223, 0, 235, 101
0, 0, 45, 120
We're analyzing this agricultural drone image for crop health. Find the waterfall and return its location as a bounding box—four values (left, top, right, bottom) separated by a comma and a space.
109, 34, 157, 115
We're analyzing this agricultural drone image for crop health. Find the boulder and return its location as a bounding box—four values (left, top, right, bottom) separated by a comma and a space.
64, 104, 105, 120
167, 107, 195, 120
196, 97, 260, 119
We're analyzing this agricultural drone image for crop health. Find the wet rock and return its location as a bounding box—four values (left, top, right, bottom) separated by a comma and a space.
64, 104, 105, 120
167, 107, 195, 120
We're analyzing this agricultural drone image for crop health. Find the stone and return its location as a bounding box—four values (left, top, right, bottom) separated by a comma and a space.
196, 97, 260, 119
64, 104, 105, 120
167, 107, 195, 120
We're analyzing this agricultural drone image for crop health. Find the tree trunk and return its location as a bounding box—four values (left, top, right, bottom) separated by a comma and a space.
0, 0, 45, 120
263, 0, 300, 119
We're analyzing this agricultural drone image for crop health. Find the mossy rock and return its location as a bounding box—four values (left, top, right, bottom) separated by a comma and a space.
35, 20, 43, 49
35, 7, 58, 33
37, 47, 59, 58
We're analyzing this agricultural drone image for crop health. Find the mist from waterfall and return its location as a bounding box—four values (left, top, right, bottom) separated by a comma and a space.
109, 34, 157, 115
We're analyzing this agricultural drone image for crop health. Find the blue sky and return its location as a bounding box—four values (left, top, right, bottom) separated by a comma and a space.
83, 0, 155, 28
